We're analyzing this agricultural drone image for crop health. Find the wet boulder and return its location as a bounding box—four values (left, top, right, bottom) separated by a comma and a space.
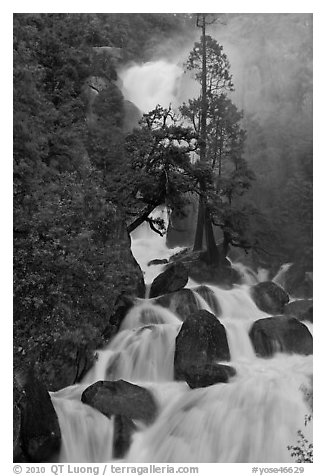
249, 316, 313, 357
155, 289, 200, 321
282, 263, 313, 298
284, 299, 313, 323
81, 379, 158, 459
81, 379, 157, 425
149, 262, 188, 298
113, 414, 137, 458
183, 363, 236, 389
170, 248, 241, 286
14, 369, 61, 463
250, 281, 289, 314
174, 310, 230, 381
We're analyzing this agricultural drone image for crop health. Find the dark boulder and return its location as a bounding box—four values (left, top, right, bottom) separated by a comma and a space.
174, 310, 230, 381
81, 379, 158, 458
194, 285, 222, 317
155, 289, 200, 321
183, 363, 236, 389
14, 369, 61, 463
113, 414, 137, 459
81, 379, 157, 425
149, 262, 188, 298
249, 316, 313, 357
282, 264, 313, 298
170, 248, 241, 286
148, 258, 168, 266
284, 299, 313, 323
250, 281, 289, 314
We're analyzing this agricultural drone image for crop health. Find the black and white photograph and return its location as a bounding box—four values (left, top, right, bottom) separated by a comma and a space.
11, 3, 316, 470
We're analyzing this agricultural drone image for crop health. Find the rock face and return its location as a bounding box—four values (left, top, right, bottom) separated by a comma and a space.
174, 310, 230, 381
183, 363, 236, 389
14, 370, 61, 463
284, 299, 313, 322
149, 262, 188, 298
81, 380, 157, 424
250, 281, 289, 314
155, 289, 200, 321
249, 316, 313, 357
81, 380, 158, 458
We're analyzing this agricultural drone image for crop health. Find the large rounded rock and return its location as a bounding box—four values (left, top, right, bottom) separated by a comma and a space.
249, 316, 313, 357
284, 299, 313, 322
155, 289, 200, 321
82, 380, 157, 459
282, 263, 313, 298
170, 249, 241, 286
174, 310, 230, 381
250, 281, 289, 314
183, 363, 236, 389
14, 369, 61, 463
81, 379, 157, 425
149, 262, 188, 298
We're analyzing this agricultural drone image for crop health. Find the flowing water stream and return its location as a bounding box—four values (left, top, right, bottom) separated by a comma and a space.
51, 60, 312, 463
51, 209, 313, 463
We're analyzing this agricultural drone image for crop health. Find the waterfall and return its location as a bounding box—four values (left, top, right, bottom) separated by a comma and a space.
51, 215, 313, 463
49, 59, 312, 464
119, 61, 183, 112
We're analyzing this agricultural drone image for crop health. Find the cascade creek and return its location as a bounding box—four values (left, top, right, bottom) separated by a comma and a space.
50, 207, 313, 463
50, 61, 312, 463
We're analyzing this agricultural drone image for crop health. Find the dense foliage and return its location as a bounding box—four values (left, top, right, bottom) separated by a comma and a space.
288, 415, 313, 463
13, 13, 191, 387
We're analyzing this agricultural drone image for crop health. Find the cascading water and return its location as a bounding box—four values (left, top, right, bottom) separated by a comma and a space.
51, 209, 313, 463
119, 61, 183, 113
50, 59, 312, 463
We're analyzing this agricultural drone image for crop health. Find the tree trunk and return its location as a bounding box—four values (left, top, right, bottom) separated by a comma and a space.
204, 208, 220, 264
193, 196, 205, 250
193, 14, 208, 252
